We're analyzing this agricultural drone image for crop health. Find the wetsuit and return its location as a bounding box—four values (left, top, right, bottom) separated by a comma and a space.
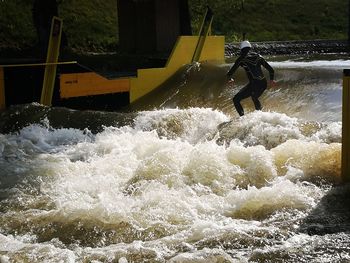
227, 50, 274, 116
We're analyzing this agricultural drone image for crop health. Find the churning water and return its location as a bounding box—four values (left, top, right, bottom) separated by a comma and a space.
0, 54, 350, 262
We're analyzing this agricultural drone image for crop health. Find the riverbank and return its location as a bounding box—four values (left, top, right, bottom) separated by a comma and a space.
225, 39, 349, 57
1, 39, 348, 63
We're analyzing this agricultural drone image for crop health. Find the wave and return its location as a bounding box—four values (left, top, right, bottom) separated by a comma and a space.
270, 59, 350, 68
0, 55, 347, 262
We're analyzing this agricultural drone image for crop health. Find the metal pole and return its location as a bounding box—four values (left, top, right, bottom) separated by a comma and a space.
192, 7, 213, 63
342, 69, 350, 182
0, 67, 5, 110
40, 16, 62, 106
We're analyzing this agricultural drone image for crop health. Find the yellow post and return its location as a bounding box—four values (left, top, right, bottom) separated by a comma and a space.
192, 7, 214, 62
0, 67, 5, 110
40, 16, 63, 106
342, 69, 350, 182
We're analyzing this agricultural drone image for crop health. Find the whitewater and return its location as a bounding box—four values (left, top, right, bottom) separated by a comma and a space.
0, 55, 349, 262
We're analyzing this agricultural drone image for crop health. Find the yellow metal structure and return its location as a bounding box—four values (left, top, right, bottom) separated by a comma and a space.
40, 16, 62, 106
60, 72, 130, 98
0, 67, 5, 110
55, 7, 224, 104
0, 61, 76, 68
130, 35, 225, 102
192, 7, 214, 62
0, 9, 225, 110
342, 69, 350, 182
0, 62, 76, 110
57, 35, 225, 103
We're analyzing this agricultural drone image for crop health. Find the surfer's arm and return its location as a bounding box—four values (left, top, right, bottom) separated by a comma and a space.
261, 58, 277, 88
261, 58, 274, 80
226, 56, 243, 80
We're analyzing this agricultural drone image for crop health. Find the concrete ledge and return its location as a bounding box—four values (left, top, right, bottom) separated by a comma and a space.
226, 39, 349, 57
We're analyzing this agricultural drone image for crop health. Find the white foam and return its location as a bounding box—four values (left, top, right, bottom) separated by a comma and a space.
310, 122, 342, 143
227, 143, 277, 188
270, 59, 350, 68
0, 108, 342, 261
134, 107, 229, 144
0, 234, 76, 262
224, 179, 318, 219
218, 111, 304, 149
168, 248, 234, 262
272, 139, 341, 182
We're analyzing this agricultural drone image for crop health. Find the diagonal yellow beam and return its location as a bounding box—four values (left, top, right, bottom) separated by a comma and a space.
192, 7, 214, 63
40, 16, 63, 106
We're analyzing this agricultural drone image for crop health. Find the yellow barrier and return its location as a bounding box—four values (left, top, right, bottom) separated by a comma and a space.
57, 35, 224, 102
60, 72, 130, 98
0, 67, 5, 110
342, 69, 350, 182
40, 16, 63, 106
130, 35, 225, 103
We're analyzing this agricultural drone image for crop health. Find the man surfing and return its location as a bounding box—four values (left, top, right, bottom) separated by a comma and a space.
226, 40, 276, 116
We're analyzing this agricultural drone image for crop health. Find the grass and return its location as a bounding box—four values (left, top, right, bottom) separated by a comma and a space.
0, 0, 347, 52
0, 0, 118, 52
189, 0, 348, 42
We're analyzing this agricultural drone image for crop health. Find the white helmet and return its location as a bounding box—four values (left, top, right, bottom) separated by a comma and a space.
240, 40, 252, 50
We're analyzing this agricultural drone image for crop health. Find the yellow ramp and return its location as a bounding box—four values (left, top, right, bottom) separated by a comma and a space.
130, 35, 225, 103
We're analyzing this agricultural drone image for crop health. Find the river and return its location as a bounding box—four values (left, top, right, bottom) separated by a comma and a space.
0, 54, 349, 262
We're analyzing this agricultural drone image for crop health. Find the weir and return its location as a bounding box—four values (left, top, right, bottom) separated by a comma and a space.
0, 6, 223, 111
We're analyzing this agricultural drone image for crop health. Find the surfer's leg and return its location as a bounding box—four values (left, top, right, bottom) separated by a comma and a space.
233, 84, 251, 116
251, 96, 262, 110
251, 79, 267, 111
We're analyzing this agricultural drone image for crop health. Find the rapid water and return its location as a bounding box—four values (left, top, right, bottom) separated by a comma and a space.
0, 54, 349, 262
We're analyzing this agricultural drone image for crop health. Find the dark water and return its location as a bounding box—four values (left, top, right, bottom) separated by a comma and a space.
0, 54, 349, 262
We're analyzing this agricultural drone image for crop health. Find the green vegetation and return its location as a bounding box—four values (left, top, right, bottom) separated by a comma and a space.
59, 0, 118, 51
0, 0, 118, 52
0, 0, 347, 52
190, 0, 348, 42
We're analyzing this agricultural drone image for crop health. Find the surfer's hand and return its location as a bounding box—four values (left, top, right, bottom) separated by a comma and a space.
227, 78, 234, 86
270, 80, 277, 88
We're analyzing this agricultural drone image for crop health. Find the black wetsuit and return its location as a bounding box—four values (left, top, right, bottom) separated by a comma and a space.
227, 50, 274, 116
